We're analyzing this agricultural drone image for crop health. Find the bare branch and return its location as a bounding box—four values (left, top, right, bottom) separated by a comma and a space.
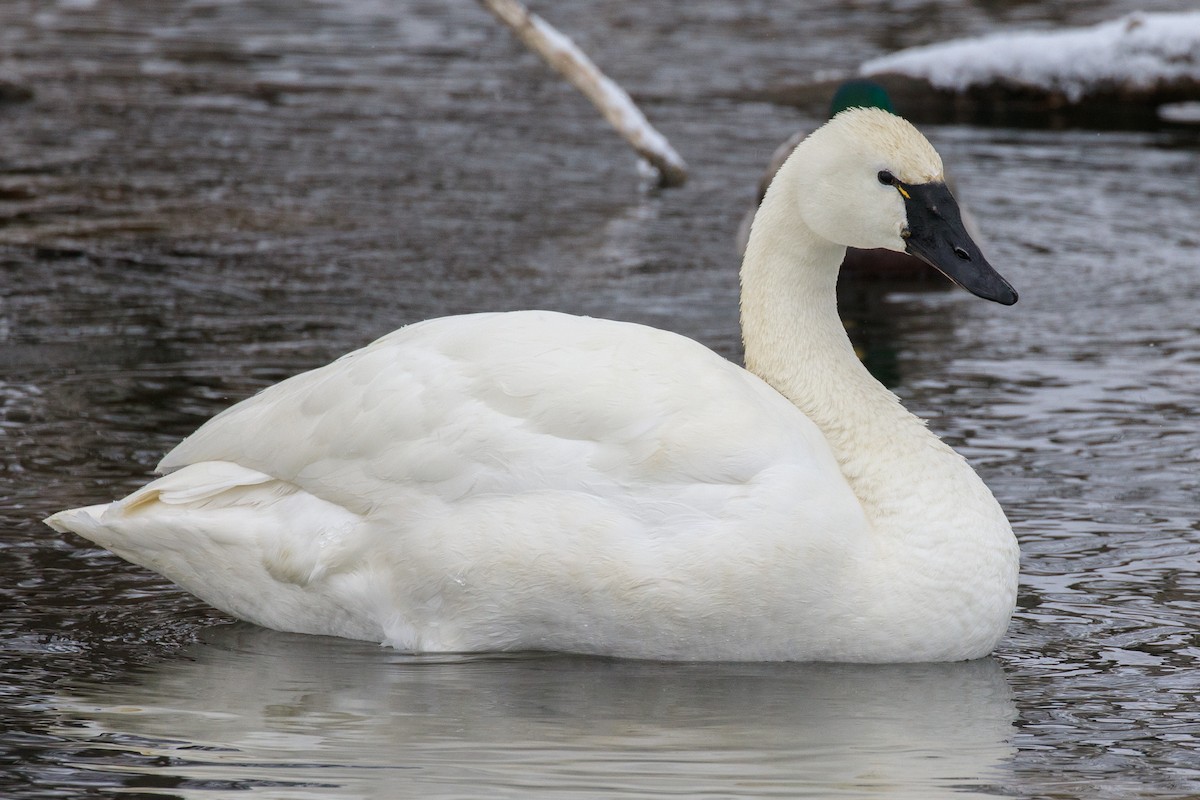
479, 0, 688, 188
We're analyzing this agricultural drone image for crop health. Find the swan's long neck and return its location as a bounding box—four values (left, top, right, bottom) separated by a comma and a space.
738, 155, 1003, 541
740, 163, 924, 480
738, 153, 1017, 660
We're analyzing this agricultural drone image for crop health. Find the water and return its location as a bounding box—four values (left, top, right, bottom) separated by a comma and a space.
3, 1, 1200, 797
38, 632, 1018, 798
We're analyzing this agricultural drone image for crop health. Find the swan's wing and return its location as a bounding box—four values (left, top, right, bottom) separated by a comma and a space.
159, 310, 862, 534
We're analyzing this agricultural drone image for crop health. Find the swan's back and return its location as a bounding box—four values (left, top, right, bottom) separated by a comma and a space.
163, 311, 851, 516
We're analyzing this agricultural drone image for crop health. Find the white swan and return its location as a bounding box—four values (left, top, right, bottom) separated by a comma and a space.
46, 108, 1020, 662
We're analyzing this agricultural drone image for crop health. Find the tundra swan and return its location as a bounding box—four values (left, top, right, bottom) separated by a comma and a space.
47, 108, 1020, 662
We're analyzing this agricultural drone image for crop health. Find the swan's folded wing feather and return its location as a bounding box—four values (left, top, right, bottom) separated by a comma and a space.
158, 311, 860, 531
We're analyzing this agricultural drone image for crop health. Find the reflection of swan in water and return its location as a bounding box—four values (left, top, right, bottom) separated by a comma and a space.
50, 624, 1017, 798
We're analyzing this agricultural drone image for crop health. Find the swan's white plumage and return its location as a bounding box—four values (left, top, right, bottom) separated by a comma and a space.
46, 109, 1019, 662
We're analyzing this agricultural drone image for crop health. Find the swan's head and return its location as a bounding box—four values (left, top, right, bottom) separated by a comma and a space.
788, 107, 1018, 305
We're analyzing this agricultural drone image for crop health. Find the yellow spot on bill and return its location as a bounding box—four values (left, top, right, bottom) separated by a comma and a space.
897, 185, 911, 199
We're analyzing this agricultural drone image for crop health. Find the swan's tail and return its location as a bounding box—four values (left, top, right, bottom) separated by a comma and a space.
45, 461, 274, 555
45, 502, 116, 543
43, 462, 380, 642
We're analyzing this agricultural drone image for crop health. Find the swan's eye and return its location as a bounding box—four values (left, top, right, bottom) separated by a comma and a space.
877, 170, 896, 186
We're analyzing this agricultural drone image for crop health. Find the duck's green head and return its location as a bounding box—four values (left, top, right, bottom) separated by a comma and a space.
829, 80, 894, 119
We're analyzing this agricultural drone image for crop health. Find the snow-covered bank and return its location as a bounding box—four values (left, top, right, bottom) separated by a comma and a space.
743, 13, 1200, 129
862, 12, 1200, 103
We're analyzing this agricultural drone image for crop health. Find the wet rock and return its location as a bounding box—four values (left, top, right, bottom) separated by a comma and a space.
0, 76, 33, 105
748, 73, 1200, 129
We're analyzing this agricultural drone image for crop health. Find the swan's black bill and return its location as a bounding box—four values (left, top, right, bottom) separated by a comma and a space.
901, 181, 1018, 305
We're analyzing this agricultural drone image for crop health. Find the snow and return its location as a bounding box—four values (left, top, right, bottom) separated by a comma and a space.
862, 12, 1200, 102
1158, 101, 1200, 123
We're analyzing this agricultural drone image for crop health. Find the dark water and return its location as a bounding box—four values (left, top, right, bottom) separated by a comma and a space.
3, 1, 1200, 797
